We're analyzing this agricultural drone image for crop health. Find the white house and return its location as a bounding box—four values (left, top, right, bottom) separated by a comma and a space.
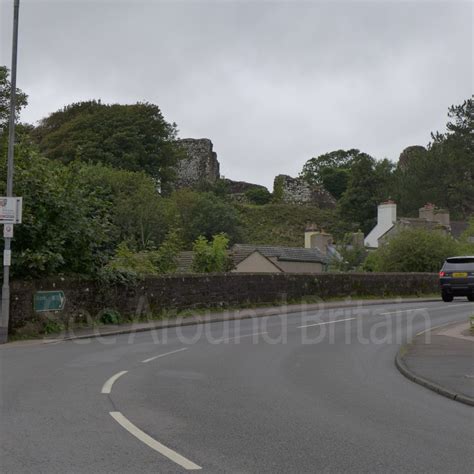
364, 200, 397, 248
365, 201, 464, 249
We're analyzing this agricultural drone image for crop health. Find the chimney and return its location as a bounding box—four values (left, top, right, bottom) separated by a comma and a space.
352, 230, 365, 248
309, 230, 333, 255
419, 203, 435, 221
377, 200, 397, 227
434, 208, 450, 227
364, 201, 397, 248
304, 223, 318, 249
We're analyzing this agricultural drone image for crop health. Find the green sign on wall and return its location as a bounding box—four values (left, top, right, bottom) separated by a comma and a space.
34, 291, 66, 312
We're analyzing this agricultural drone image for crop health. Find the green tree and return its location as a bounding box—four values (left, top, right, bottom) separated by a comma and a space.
152, 229, 182, 273
99, 230, 182, 282
362, 229, 459, 272
0, 65, 28, 130
456, 217, 474, 254
300, 149, 372, 199
171, 189, 242, 245
394, 98, 473, 218
0, 144, 113, 277
32, 100, 182, 191
104, 242, 159, 277
336, 154, 393, 234
245, 187, 272, 205
76, 163, 176, 250
191, 234, 231, 273
317, 167, 350, 200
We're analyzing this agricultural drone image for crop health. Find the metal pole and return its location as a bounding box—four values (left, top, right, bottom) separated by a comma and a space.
0, 0, 20, 344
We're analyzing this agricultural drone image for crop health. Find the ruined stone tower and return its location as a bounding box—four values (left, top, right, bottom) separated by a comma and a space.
175, 138, 220, 188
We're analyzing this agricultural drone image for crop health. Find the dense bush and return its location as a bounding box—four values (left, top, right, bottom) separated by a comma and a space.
362, 229, 472, 272
191, 234, 232, 273
245, 187, 272, 205
32, 100, 182, 192
171, 189, 242, 245
99, 231, 181, 280
0, 142, 113, 278
76, 163, 175, 250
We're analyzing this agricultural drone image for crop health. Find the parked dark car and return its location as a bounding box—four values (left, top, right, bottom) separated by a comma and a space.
439, 256, 474, 302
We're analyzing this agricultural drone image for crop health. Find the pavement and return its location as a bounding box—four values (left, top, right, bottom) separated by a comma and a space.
1, 298, 473, 473
396, 320, 474, 405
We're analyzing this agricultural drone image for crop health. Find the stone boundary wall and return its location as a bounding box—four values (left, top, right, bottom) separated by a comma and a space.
9, 273, 438, 332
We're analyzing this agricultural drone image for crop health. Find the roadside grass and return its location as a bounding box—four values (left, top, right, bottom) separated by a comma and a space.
9, 293, 439, 342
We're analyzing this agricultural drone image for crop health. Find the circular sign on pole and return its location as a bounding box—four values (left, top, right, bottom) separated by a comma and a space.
3, 224, 14, 238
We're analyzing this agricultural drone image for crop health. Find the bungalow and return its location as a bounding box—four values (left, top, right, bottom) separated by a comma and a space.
176, 226, 339, 273
231, 244, 329, 273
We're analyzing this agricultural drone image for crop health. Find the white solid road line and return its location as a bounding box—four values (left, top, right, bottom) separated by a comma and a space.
141, 347, 188, 364
298, 317, 356, 329
415, 321, 459, 336
101, 370, 128, 394
109, 411, 202, 470
220, 331, 268, 342
379, 307, 428, 315
379, 302, 471, 316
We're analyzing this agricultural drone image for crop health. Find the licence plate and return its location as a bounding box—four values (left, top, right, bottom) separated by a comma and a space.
452, 272, 468, 278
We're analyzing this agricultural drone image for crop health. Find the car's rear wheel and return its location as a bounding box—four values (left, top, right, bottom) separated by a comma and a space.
467, 294, 474, 302
442, 291, 454, 302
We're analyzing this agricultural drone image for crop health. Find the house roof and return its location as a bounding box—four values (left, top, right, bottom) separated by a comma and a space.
397, 217, 447, 228
176, 244, 330, 273
377, 217, 448, 244
232, 244, 329, 265
236, 249, 285, 272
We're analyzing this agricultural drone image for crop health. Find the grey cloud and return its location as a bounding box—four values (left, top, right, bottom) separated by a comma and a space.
0, 0, 472, 188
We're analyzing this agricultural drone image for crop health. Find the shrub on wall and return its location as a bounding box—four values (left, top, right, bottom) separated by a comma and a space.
245, 187, 272, 205
362, 228, 464, 272
272, 175, 285, 203
191, 234, 232, 273
98, 231, 181, 282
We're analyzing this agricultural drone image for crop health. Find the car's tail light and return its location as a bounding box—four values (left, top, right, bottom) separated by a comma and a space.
439, 271, 445, 277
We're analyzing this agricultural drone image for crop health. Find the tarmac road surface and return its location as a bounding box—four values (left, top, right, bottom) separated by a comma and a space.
1, 299, 473, 473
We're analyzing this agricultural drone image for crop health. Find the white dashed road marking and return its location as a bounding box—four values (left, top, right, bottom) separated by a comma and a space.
378, 308, 428, 316
297, 317, 356, 329
101, 370, 128, 394
109, 411, 202, 470
141, 347, 188, 363
220, 331, 268, 343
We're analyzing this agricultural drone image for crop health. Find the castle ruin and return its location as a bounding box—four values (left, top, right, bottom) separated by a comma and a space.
175, 138, 336, 209
175, 138, 220, 188
273, 175, 336, 208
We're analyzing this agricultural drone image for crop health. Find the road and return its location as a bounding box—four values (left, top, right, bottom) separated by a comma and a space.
1, 299, 473, 473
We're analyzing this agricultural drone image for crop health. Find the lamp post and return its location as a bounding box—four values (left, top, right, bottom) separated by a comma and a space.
0, 0, 20, 344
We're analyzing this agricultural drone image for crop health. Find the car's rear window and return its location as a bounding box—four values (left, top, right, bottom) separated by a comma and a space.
443, 258, 474, 271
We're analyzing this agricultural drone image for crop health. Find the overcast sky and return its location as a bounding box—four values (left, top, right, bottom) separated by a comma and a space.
0, 0, 472, 189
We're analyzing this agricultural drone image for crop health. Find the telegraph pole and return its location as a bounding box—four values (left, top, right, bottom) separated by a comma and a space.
0, 0, 20, 344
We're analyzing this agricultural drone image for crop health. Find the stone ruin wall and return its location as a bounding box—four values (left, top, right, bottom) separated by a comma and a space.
175, 139, 335, 209
274, 175, 336, 209
175, 138, 220, 188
